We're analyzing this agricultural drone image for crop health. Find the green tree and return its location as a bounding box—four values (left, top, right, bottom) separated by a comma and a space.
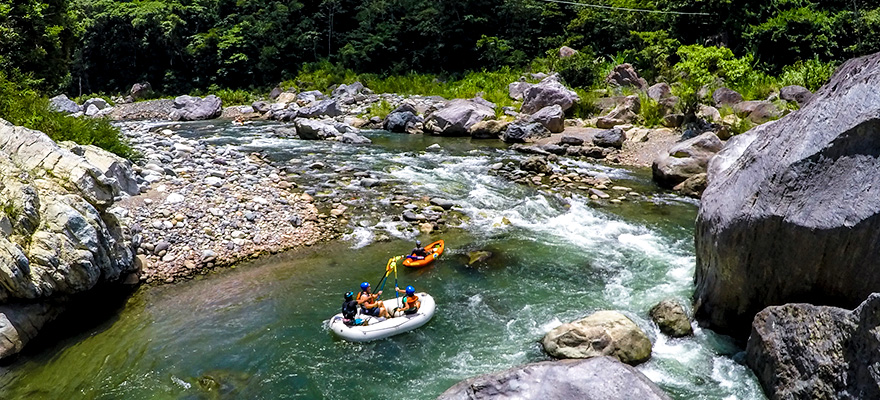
0, 0, 77, 91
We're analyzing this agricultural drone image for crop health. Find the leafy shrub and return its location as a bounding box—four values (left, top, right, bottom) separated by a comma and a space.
779, 58, 837, 91
556, 50, 604, 89
0, 73, 136, 159
626, 30, 681, 83
674, 45, 756, 89
637, 92, 663, 127
213, 88, 255, 106
565, 88, 601, 119
365, 100, 394, 120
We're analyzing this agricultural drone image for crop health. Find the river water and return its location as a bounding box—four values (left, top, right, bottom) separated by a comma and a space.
0, 121, 764, 399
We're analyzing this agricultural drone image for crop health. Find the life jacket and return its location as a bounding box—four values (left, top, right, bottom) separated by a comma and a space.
358, 290, 374, 309
403, 294, 419, 308
342, 299, 358, 319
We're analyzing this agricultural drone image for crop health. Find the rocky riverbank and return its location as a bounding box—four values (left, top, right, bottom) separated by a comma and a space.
114, 122, 339, 284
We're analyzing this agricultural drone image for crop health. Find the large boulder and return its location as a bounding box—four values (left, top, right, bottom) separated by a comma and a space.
296, 99, 342, 118
649, 299, 693, 337
746, 294, 880, 400
383, 104, 422, 133
647, 83, 672, 101
521, 75, 580, 114
605, 63, 647, 90
652, 132, 722, 188
168, 95, 222, 121
437, 357, 671, 400
129, 82, 153, 100
527, 104, 565, 133
733, 100, 782, 124
331, 81, 366, 98
780, 85, 813, 107
596, 95, 640, 129
508, 80, 533, 101
0, 120, 137, 359
48, 94, 81, 114
502, 122, 549, 143
542, 310, 652, 365
294, 118, 340, 140
694, 52, 880, 338
593, 127, 626, 149
468, 119, 509, 139
427, 99, 495, 136
59, 143, 140, 197
712, 87, 743, 107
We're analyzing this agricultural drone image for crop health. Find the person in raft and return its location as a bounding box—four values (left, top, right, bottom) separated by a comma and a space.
357, 281, 389, 318
393, 285, 421, 316
408, 240, 428, 260
341, 291, 359, 325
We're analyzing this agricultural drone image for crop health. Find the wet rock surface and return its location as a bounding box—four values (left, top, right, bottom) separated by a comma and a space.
437, 357, 671, 400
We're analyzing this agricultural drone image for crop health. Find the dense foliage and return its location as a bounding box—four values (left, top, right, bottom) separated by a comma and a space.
4, 0, 879, 96
0, 74, 135, 158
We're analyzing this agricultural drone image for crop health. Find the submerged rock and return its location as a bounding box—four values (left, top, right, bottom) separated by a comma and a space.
437, 357, 670, 400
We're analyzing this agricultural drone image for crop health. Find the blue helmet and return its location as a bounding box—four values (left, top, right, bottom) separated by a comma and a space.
360, 282, 370, 291
405, 285, 415, 295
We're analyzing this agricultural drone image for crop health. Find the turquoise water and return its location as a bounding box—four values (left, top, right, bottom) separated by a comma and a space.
0, 122, 764, 399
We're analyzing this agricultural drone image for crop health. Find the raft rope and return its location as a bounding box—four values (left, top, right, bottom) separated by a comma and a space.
538, 0, 712, 16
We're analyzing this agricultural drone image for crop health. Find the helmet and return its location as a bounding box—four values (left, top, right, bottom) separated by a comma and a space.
360, 282, 370, 290
344, 291, 354, 301
405, 285, 415, 295
416, 240, 422, 247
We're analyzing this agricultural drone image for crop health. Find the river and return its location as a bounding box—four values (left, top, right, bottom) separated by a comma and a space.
0, 121, 764, 399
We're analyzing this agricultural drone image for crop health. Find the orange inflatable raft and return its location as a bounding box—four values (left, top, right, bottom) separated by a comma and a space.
402, 240, 445, 268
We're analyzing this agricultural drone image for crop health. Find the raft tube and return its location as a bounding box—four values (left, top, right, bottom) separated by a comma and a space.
328, 293, 436, 342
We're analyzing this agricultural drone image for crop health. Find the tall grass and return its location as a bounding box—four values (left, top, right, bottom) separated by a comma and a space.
0, 74, 136, 159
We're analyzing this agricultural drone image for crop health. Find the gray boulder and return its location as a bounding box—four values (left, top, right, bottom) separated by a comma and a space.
508, 81, 533, 101
746, 294, 880, 400
694, 52, 880, 337
129, 82, 153, 100
384, 104, 423, 133
49, 94, 81, 114
596, 95, 640, 129
0, 120, 137, 359
427, 99, 495, 136
340, 132, 372, 145
559, 45, 578, 58
527, 104, 565, 133
733, 100, 782, 124
83, 97, 110, 111
647, 83, 672, 101
294, 118, 339, 140
502, 122, 549, 143
331, 81, 366, 98
169, 95, 222, 121
296, 99, 342, 118
593, 127, 626, 149
780, 85, 813, 107
296, 90, 327, 104
521, 75, 580, 114
269, 87, 282, 100
606, 63, 647, 90
437, 357, 671, 400
712, 87, 743, 107
652, 132, 722, 188
649, 299, 693, 337
468, 119, 509, 139
84, 104, 100, 117
542, 310, 652, 365
559, 135, 584, 146
59, 142, 140, 197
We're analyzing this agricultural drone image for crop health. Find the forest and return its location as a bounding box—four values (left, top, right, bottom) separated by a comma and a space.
3, 0, 880, 107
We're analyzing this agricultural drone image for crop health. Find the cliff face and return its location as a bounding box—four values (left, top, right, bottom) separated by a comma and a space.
0, 119, 138, 358
694, 52, 880, 337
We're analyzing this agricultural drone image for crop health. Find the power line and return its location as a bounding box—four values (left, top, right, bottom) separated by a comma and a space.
538, 0, 712, 16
